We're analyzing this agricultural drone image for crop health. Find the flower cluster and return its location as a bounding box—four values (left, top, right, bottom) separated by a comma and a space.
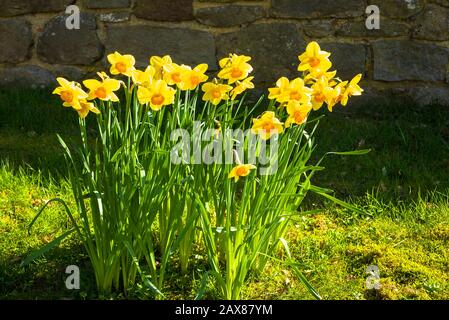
249, 41, 363, 141
52, 42, 363, 183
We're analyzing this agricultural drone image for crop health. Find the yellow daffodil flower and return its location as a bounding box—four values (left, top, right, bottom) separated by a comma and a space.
83, 72, 121, 102
298, 42, 332, 73
340, 74, 363, 106
268, 77, 312, 105
310, 76, 336, 111
107, 51, 136, 77
231, 77, 254, 100
132, 66, 155, 87
268, 77, 290, 103
202, 81, 233, 105
53, 77, 88, 110
228, 164, 256, 182
304, 69, 337, 85
218, 54, 253, 84
77, 100, 100, 119
179, 64, 209, 91
137, 79, 175, 111
150, 55, 173, 80
163, 63, 190, 87
251, 111, 284, 140
326, 81, 348, 112
285, 101, 312, 128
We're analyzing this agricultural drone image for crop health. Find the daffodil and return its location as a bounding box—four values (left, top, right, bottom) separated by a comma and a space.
137, 79, 175, 111
310, 76, 336, 111
53, 77, 88, 110
163, 63, 190, 87
339, 74, 363, 106
285, 101, 311, 128
202, 81, 232, 105
132, 66, 155, 87
304, 69, 337, 85
251, 111, 284, 140
268, 77, 312, 105
218, 54, 253, 84
83, 72, 121, 102
231, 77, 254, 100
179, 64, 209, 91
150, 55, 173, 80
228, 164, 256, 182
298, 42, 332, 73
107, 51, 136, 77
268, 77, 290, 103
326, 81, 348, 112
77, 100, 100, 119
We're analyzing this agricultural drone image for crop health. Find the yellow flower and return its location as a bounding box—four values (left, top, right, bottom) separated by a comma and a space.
268, 77, 289, 103
163, 63, 190, 87
251, 111, 284, 140
77, 100, 100, 119
228, 164, 256, 182
285, 101, 311, 128
150, 55, 173, 80
298, 42, 332, 72
83, 72, 121, 102
231, 76, 254, 100
340, 74, 363, 106
268, 77, 312, 105
202, 81, 233, 105
107, 51, 136, 77
304, 69, 337, 85
132, 66, 155, 87
218, 54, 253, 84
52, 77, 88, 110
326, 81, 347, 112
137, 79, 175, 111
179, 64, 209, 91
310, 76, 336, 111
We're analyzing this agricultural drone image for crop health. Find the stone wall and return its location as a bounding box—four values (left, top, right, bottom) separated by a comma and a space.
1, 0, 449, 107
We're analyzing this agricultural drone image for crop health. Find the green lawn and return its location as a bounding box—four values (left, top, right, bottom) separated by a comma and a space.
1, 89, 449, 299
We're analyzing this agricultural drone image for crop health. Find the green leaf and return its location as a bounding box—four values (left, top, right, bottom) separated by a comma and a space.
326, 149, 371, 156
195, 271, 210, 300
21, 228, 76, 267
288, 262, 322, 300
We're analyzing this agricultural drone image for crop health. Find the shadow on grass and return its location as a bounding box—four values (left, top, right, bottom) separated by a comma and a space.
0, 241, 96, 300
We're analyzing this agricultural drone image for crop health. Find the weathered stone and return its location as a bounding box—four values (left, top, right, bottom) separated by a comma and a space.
195, 5, 265, 27
53, 65, 85, 82
408, 85, 449, 106
0, 0, 73, 17
134, 0, 193, 21
37, 13, 103, 66
99, 12, 130, 23
271, 0, 365, 18
105, 26, 217, 69
320, 43, 366, 79
85, 0, 130, 9
0, 19, 33, 63
337, 18, 409, 38
0, 66, 55, 89
434, 0, 449, 7
373, 40, 449, 82
302, 20, 341, 38
216, 23, 305, 85
412, 5, 449, 41
367, 0, 424, 18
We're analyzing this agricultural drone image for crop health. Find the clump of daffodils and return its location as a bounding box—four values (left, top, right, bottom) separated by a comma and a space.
53, 41, 363, 181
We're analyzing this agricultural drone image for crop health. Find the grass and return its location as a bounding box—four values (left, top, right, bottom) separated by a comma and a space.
1, 89, 449, 299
